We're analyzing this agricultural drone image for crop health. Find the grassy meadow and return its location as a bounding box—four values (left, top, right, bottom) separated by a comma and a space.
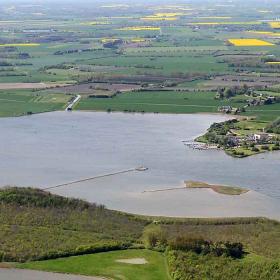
76, 91, 247, 114
18, 249, 170, 280
0, 90, 70, 117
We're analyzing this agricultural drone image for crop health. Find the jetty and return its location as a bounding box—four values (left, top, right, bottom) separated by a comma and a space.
182, 140, 218, 150
44, 166, 148, 190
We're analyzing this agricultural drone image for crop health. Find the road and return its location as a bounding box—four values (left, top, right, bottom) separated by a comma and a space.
65, 95, 81, 111
0, 268, 106, 280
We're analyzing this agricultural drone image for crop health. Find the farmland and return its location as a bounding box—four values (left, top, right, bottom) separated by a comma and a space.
0, 90, 70, 117
228, 39, 275, 47
0, 1, 280, 279
0, 0, 279, 133
76, 90, 247, 114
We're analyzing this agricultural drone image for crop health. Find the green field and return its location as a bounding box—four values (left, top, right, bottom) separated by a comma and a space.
0, 90, 70, 117
19, 249, 170, 280
16, 249, 280, 280
76, 91, 247, 114
0, 1, 279, 123
244, 103, 280, 122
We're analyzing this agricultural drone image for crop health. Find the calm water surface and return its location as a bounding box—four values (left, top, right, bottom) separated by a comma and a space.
0, 111, 279, 218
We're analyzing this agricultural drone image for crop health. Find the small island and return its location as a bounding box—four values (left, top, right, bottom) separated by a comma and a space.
185, 181, 249, 195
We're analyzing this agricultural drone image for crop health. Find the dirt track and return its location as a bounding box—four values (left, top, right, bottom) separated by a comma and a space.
0, 83, 69, 90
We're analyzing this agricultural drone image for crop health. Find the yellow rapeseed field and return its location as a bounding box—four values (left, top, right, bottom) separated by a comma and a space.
100, 38, 120, 43
117, 26, 161, 31
85, 21, 110, 25
0, 43, 40, 47
140, 12, 184, 21
266, 61, 280, 64
141, 16, 177, 21
190, 21, 261, 25
247, 31, 280, 36
154, 12, 184, 17
131, 38, 146, 43
269, 22, 280, 29
248, 31, 274, 34
198, 16, 232, 19
228, 39, 274, 46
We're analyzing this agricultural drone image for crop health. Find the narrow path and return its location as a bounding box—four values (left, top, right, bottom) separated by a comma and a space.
65, 95, 81, 111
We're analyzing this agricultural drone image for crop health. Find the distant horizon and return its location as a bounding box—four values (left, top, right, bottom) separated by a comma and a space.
0, 0, 279, 3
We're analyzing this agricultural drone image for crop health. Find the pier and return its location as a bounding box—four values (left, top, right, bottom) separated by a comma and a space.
182, 140, 218, 150
44, 166, 148, 190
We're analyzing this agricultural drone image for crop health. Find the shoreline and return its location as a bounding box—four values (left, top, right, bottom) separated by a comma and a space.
106, 190, 280, 221
4, 109, 263, 160
50, 185, 280, 221
1, 111, 279, 220
0, 108, 234, 119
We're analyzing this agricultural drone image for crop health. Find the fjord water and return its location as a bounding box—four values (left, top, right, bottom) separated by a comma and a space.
0, 111, 279, 218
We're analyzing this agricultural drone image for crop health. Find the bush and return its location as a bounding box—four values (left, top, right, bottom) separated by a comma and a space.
167, 250, 280, 280
169, 235, 209, 254
234, 151, 245, 156
142, 226, 167, 250
169, 235, 244, 259
36, 241, 130, 261
272, 145, 280, 151
261, 145, 270, 151
223, 242, 244, 258
266, 118, 280, 134
252, 147, 260, 152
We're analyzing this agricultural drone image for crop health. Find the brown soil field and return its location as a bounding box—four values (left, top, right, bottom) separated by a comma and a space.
0, 82, 69, 90
202, 74, 280, 88
47, 82, 142, 95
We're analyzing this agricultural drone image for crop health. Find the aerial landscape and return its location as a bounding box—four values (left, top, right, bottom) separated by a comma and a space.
0, 0, 280, 279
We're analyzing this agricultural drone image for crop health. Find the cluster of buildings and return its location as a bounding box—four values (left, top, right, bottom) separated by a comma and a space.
227, 132, 273, 147
218, 96, 279, 114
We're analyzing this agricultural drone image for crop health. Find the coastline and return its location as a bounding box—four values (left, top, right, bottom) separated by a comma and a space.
0, 110, 279, 220
117, 188, 280, 221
